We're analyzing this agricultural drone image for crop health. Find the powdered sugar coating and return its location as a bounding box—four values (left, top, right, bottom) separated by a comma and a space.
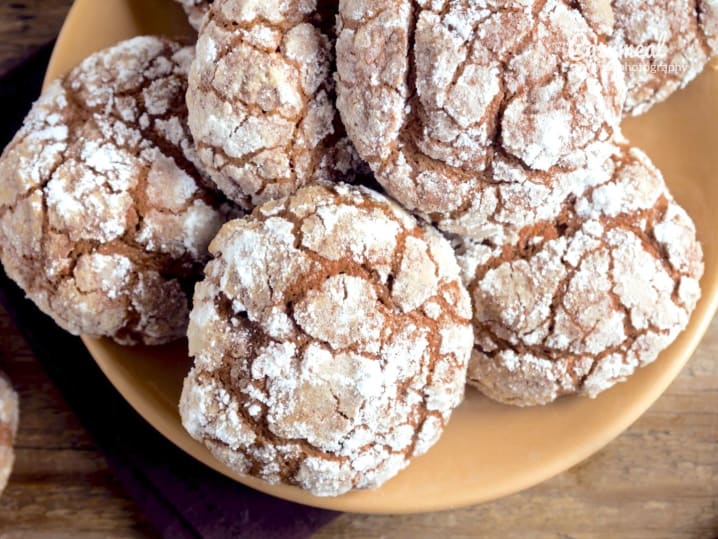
608, 0, 718, 116
578, 0, 615, 36
187, 0, 367, 210
0, 36, 235, 345
176, 0, 213, 30
180, 182, 473, 496
454, 146, 703, 406
336, 0, 625, 236
0, 372, 18, 496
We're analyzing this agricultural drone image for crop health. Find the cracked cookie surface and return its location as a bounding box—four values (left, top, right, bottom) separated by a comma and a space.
335, 0, 625, 237
187, 0, 367, 210
607, 0, 718, 116
0, 36, 234, 345
453, 146, 704, 406
180, 182, 474, 496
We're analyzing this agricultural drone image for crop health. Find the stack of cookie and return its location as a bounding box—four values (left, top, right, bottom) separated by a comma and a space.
331, 0, 706, 408
0, 0, 711, 496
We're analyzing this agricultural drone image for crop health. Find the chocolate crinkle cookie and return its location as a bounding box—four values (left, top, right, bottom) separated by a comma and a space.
0, 36, 236, 345
180, 182, 474, 496
0, 372, 18, 496
335, 0, 625, 237
187, 0, 367, 209
608, 0, 718, 116
453, 145, 704, 406
176, 0, 214, 30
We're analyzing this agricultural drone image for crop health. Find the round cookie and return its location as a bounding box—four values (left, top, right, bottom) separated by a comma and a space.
0, 36, 235, 345
607, 0, 718, 116
180, 182, 474, 496
0, 372, 18, 496
187, 0, 366, 209
176, 0, 213, 30
454, 146, 704, 406
335, 0, 625, 237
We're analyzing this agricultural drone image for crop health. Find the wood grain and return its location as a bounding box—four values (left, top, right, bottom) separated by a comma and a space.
0, 0, 74, 78
0, 307, 156, 538
0, 2, 716, 538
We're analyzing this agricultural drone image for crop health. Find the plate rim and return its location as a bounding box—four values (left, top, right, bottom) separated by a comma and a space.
41, 0, 718, 514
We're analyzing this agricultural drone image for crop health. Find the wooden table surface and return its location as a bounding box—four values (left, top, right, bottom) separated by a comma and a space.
0, 1, 716, 538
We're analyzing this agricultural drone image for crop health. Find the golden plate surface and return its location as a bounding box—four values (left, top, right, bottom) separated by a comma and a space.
43, 0, 718, 514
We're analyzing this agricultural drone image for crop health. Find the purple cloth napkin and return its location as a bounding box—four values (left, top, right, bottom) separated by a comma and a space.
0, 43, 338, 539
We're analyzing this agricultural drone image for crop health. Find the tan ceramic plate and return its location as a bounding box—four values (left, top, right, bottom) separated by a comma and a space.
44, 0, 718, 514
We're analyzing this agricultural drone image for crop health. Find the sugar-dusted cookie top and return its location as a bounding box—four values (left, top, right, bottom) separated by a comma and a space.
0, 36, 234, 345
336, 0, 625, 236
187, 0, 367, 209
180, 182, 473, 496
609, 0, 718, 115
454, 146, 703, 406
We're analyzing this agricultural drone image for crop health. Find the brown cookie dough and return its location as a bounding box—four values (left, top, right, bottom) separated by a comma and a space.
335, 0, 625, 236
0, 372, 18, 496
176, 0, 213, 30
180, 182, 473, 496
453, 146, 703, 406
0, 36, 235, 345
607, 0, 718, 116
187, 0, 367, 209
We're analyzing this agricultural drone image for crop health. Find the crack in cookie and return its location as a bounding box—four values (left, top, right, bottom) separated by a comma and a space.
0, 36, 238, 345
453, 146, 703, 406
336, 0, 625, 240
606, 0, 718, 116
179, 182, 474, 496
187, 0, 369, 210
